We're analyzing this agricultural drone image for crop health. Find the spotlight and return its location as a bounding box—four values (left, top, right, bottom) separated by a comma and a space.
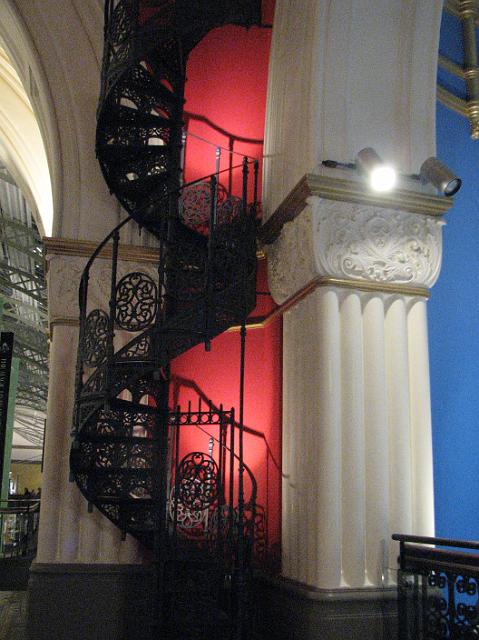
419, 157, 462, 197
356, 147, 397, 193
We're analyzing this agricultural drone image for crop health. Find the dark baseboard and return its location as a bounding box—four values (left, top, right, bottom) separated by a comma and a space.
26, 563, 154, 640
253, 575, 399, 640
25, 563, 399, 640
0, 555, 34, 590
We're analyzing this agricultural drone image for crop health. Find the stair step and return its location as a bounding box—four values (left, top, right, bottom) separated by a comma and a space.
80, 433, 159, 445
73, 467, 154, 477
122, 70, 177, 107
98, 144, 170, 166
95, 496, 156, 505
114, 171, 168, 203
107, 397, 159, 414
113, 105, 172, 130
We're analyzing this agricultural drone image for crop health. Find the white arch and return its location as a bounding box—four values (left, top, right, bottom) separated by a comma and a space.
0, 47, 53, 235
0, 0, 119, 242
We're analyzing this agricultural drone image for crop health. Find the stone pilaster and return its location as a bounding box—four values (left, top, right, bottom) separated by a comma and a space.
36, 239, 159, 565
266, 183, 451, 592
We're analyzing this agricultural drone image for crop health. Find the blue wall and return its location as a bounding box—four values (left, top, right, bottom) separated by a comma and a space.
430, 14, 479, 539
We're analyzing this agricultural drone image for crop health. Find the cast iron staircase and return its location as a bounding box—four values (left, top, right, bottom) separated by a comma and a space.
70, 1, 263, 638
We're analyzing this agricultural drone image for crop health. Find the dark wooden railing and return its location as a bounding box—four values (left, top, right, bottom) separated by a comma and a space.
393, 533, 479, 639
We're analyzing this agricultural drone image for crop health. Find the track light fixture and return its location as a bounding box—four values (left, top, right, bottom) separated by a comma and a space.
322, 151, 462, 198
355, 147, 397, 193
419, 157, 462, 197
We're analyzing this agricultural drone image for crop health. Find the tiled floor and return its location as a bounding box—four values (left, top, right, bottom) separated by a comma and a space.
0, 591, 27, 640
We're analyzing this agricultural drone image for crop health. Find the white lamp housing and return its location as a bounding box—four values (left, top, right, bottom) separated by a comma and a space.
420, 157, 462, 197
356, 147, 397, 193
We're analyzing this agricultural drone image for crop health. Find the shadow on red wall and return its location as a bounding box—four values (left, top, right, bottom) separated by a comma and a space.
171, 0, 281, 569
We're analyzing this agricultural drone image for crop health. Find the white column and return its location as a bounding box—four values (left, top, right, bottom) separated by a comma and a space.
340, 291, 366, 588
263, 0, 443, 217
314, 288, 342, 587
408, 298, 435, 536
36, 324, 78, 562
268, 195, 445, 591
363, 294, 390, 586
385, 297, 413, 568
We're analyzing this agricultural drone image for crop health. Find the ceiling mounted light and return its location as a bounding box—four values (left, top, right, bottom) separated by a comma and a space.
419, 157, 462, 197
356, 147, 397, 193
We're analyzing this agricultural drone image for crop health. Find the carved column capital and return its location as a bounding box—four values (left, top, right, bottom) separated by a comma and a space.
267, 196, 445, 304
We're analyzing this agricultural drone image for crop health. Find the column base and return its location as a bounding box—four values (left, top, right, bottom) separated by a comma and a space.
26, 563, 154, 640
254, 575, 398, 640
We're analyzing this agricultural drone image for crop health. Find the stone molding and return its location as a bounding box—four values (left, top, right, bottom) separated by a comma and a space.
43, 236, 160, 263
267, 197, 444, 304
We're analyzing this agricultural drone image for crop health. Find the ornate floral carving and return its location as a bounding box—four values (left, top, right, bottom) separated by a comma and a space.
266, 205, 316, 304
267, 196, 444, 303
47, 255, 86, 323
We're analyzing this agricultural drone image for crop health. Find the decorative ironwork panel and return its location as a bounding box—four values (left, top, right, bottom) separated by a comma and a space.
177, 452, 219, 511
83, 309, 110, 366
115, 271, 158, 330
395, 535, 479, 640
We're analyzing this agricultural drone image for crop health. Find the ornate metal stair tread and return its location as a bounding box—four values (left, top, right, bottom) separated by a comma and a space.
113, 70, 177, 103
76, 433, 160, 445
91, 496, 156, 505
74, 467, 155, 476
114, 173, 169, 201
104, 397, 159, 414
98, 144, 170, 163
110, 105, 172, 129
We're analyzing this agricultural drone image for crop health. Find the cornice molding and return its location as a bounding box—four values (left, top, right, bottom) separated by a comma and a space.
44, 236, 266, 261
259, 174, 453, 245
43, 236, 160, 264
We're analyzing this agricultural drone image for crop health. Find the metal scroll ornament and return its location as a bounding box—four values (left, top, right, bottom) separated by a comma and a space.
115, 272, 158, 331
168, 485, 208, 536
83, 309, 109, 366
177, 452, 219, 510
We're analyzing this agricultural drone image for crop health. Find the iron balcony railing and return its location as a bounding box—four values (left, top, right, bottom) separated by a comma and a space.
0, 499, 40, 559
393, 533, 479, 639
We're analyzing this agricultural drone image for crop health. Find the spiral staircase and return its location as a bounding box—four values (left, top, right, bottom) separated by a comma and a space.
69, 1, 263, 638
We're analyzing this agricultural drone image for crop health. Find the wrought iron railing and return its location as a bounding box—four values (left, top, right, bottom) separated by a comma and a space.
0, 499, 40, 558
393, 533, 479, 639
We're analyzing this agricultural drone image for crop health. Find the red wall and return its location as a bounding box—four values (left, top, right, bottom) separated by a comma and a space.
171, 6, 281, 562
182, 3, 274, 200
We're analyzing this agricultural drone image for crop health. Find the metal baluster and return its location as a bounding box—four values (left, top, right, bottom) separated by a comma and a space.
204, 175, 218, 352
229, 408, 235, 552
106, 230, 120, 403
70, 270, 89, 481
74, 273, 89, 417
168, 406, 181, 635
205, 436, 214, 534
235, 320, 247, 640
215, 146, 221, 185
217, 408, 225, 561
253, 159, 259, 218
242, 157, 249, 217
